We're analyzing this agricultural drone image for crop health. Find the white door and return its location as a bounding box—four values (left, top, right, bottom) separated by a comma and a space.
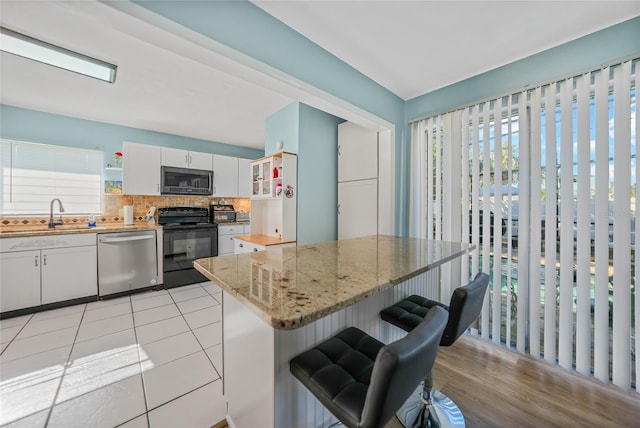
213, 155, 238, 197
0, 250, 41, 312
188, 151, 213, 170
238, 158, 252, 198
338, 179, 378, 239
123, 142, 161, 195
41, 246, 97, 304
338, 122, 378, 182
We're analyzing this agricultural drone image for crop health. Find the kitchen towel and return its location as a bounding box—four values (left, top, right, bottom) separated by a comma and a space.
123, 205, 134, 225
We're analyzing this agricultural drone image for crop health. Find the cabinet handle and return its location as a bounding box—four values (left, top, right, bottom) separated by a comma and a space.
43, 254, 47, 266
157, 183, 160, 192
185, 154, 189, 164
34, 255, 38, 267
337, 204, 341, 215
189, 155, 192, 164
338, 145, 341, 156
253, 248, 258, 252
239, 243, 244, 248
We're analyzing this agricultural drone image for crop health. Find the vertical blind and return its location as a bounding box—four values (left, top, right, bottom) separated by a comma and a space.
411, 57, 637, 391
0, 140, 102, 215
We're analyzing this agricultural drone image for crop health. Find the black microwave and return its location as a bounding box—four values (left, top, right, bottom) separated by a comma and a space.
161, 166, 213, 195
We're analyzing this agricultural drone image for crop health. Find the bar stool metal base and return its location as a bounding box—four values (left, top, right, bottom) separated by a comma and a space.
396, 385, 465, 428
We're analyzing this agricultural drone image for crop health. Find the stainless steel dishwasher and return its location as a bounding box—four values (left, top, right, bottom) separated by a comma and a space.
97, 230, 159, 298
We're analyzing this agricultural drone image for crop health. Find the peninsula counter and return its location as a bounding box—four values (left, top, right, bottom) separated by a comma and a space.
194, 235, 471, 428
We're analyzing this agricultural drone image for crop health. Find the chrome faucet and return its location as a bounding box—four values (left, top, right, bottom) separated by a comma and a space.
49, 198, 65, 228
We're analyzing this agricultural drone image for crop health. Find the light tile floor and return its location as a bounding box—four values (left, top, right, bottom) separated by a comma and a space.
0, 282, 227, 428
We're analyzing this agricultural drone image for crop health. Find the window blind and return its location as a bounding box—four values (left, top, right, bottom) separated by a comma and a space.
0, 140, 102, 215
411, 57, 637, 391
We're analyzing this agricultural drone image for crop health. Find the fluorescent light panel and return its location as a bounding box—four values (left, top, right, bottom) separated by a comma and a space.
0, 27, 116, 83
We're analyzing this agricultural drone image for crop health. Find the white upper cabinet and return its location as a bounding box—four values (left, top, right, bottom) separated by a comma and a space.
338, 122, 378, 182
162, 147, 212, 170
212, 155, 238, 197
123, 141, 161, 195
337, 122, 379, 240
238, 158, 251, 198
249, 152, 297, 243
123, 142, 251, 198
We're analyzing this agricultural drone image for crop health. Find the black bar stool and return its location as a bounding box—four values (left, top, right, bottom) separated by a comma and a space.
380, 272, 490, 428
290, 306, 448, 428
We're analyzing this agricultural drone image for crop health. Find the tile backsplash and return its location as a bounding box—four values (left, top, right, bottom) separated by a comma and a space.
0, 195, 251, 228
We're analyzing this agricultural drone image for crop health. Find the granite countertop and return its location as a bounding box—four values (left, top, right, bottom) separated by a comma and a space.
0, 224, 162, 238
216, 221, 250, 226
194, 235, 472, 330
234, 234, 293, 246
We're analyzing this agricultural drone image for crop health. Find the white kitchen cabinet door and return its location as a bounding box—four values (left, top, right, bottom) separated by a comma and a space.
189, 151, 213, 170
338, 122, 378, 183
338, 179, 378, 240
41, 246, 97, 304
161, 147, 189, 168
238, 158, 251, 198
213, 155, 238, 197
219, 235, 236, 255
163, 148, 212, 170
123, 141, 161, 195
0, 250, 41, 312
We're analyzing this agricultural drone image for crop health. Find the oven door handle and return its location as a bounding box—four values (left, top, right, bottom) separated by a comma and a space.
100, 235, 155, 243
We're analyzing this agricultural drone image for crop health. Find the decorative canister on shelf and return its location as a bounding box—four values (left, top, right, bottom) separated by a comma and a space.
114, 151, 123, 168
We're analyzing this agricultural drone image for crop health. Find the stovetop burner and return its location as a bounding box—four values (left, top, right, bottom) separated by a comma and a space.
158, 206, 213, 227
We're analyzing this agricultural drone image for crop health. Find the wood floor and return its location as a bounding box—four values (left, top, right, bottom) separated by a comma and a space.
213, 335, 639, 427
386, 335, 640, 428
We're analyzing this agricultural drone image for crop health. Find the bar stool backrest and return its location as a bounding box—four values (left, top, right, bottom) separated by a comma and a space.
359, 306, 448, 428
441, 272, 490, 347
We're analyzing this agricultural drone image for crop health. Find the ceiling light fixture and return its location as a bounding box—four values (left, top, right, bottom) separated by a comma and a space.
0, 26, 117, 83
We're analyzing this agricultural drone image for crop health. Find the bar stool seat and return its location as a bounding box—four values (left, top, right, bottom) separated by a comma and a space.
290, 306, 448, 428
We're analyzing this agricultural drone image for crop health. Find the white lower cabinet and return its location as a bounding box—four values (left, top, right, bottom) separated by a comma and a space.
0, 250, 41, 312
41, 245, 98, 304
218, 224, 252, 255
0, 233, 98, 313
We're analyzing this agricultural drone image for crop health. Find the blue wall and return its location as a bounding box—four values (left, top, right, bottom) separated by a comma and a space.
264, 102, 299, 155
297, 103, 344, 244
265, 102, 344, 245
0, 104, 264, 180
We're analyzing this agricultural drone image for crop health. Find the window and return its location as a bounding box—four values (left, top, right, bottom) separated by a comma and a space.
0, 140, 102, 215
411, 57, 637, 391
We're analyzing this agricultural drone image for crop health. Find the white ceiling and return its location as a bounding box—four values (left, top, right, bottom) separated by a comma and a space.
255, 1, 640, 100
0, 1, 293, 150
1, 1, 638, 150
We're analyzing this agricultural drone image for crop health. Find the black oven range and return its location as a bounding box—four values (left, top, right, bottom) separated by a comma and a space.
158, 207, 218, 289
